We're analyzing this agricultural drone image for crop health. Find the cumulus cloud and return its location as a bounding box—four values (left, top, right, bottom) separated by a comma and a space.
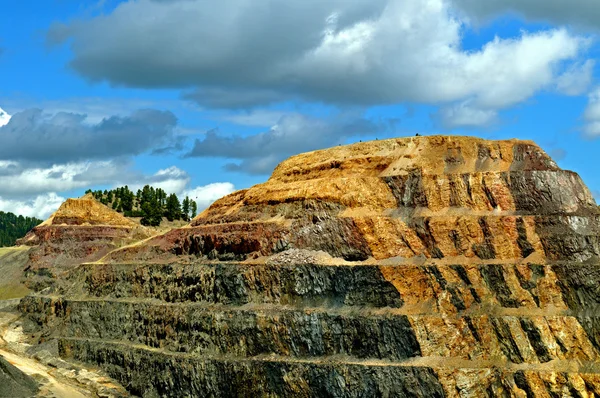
0, 161, 235, 218
0, 97, 183, 125
435, 102, 499, 129
186, 113, 386, 174
0, 193, 66, 219
0, 107, 10, 127
0, 161, 127, 198
128, 166, 191, 196
48, 0, 591, 127
555, 60, 595, 96
0, 160, 189, 200
454, 0, 600, 30
182, 182, 236, 211
583, 87, 600, 138
0, 108, 177, 164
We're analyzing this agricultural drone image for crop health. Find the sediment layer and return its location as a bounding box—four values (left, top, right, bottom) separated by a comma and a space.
20, 136, 600, 396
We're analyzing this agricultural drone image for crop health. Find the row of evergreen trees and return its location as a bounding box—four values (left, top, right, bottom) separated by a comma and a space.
0, 211, 42, 247
85, 185, 197, 227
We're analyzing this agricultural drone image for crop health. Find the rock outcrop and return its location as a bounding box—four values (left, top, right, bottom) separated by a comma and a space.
18, 194, 151, 291
18, 136, 600, 397
0, 355, 39, 397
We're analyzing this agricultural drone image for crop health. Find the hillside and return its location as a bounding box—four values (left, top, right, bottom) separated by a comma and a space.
8, 135, 600, 396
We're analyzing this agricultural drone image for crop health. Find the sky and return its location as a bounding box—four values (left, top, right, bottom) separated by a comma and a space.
1, 0, 600, 219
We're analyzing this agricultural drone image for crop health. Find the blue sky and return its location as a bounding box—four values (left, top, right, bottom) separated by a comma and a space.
1, 0, 600, 218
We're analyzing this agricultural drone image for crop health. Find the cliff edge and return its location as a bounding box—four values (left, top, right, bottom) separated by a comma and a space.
111, 135, 596, 263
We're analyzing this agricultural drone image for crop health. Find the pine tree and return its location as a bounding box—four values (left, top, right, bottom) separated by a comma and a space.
121, 189, 134, 212
0, 211, 42, 247
182, 197, 191, 221
191, 201, 198, 219
140, 200, 162, 226
165, 194, 181, 222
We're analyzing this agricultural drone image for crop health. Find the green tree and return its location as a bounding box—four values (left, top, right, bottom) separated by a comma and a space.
140, 200, 162, 226
191, 201, 198, 219
121, 188, 134, 212
182, 196, 191, 221
0, 211, 43, 247
165, 194, 181, 222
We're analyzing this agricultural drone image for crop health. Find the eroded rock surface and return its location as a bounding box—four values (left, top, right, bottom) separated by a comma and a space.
18, 136, 600, 397
17, 194, 152, 292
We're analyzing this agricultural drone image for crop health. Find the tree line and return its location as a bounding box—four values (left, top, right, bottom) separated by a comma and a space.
85, 185, 197, 227
0, 211, 42, 247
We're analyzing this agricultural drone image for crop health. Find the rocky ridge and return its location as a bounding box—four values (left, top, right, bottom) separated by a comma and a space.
17, 136, 600, 397
17, 193, 152, 292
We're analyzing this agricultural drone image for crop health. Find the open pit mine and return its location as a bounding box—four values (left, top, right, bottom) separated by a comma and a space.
1, 135, 600, 397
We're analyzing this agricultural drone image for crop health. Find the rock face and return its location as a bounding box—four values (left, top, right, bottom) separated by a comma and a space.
111, 136, 596, 263
17, 194, 151, 291
19, 136, 600, 397
0, 355, 39, 397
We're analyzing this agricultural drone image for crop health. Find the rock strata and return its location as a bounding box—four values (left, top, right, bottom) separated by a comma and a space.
17, 193, 151, 292
19, 136, 600, 397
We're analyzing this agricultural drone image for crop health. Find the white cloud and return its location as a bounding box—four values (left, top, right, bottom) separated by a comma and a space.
131, 166, 191, 196
582, 87, 600, 137
0, 161, 122, 197
0, 160, 235, 218
436, 102, 498, 129
0, 107, 10, 127
0, 193, 66, 219
50, 0, 591, 127
556, 60, 595, 96
183, 182, 236, 211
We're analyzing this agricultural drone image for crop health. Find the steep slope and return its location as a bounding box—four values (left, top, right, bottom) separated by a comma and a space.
0, 247, 31, 300
20, 136, 600, 397
0, 355, 39, 397
111, 135, 594, 263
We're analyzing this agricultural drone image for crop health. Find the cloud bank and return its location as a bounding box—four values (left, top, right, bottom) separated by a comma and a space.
0, 108, 177, 164
49, 0, 592, 127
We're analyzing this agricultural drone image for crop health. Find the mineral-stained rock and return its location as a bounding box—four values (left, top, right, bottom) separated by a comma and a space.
19, 136, 600, 397
105, 136, 597, 263
17, 193, 151, 292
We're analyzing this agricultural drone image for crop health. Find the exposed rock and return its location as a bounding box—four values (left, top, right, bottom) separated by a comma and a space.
17, 194, 152, 292
17, 136, 600, 396
0, 355, 39, 397
106, 136, 596, 263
